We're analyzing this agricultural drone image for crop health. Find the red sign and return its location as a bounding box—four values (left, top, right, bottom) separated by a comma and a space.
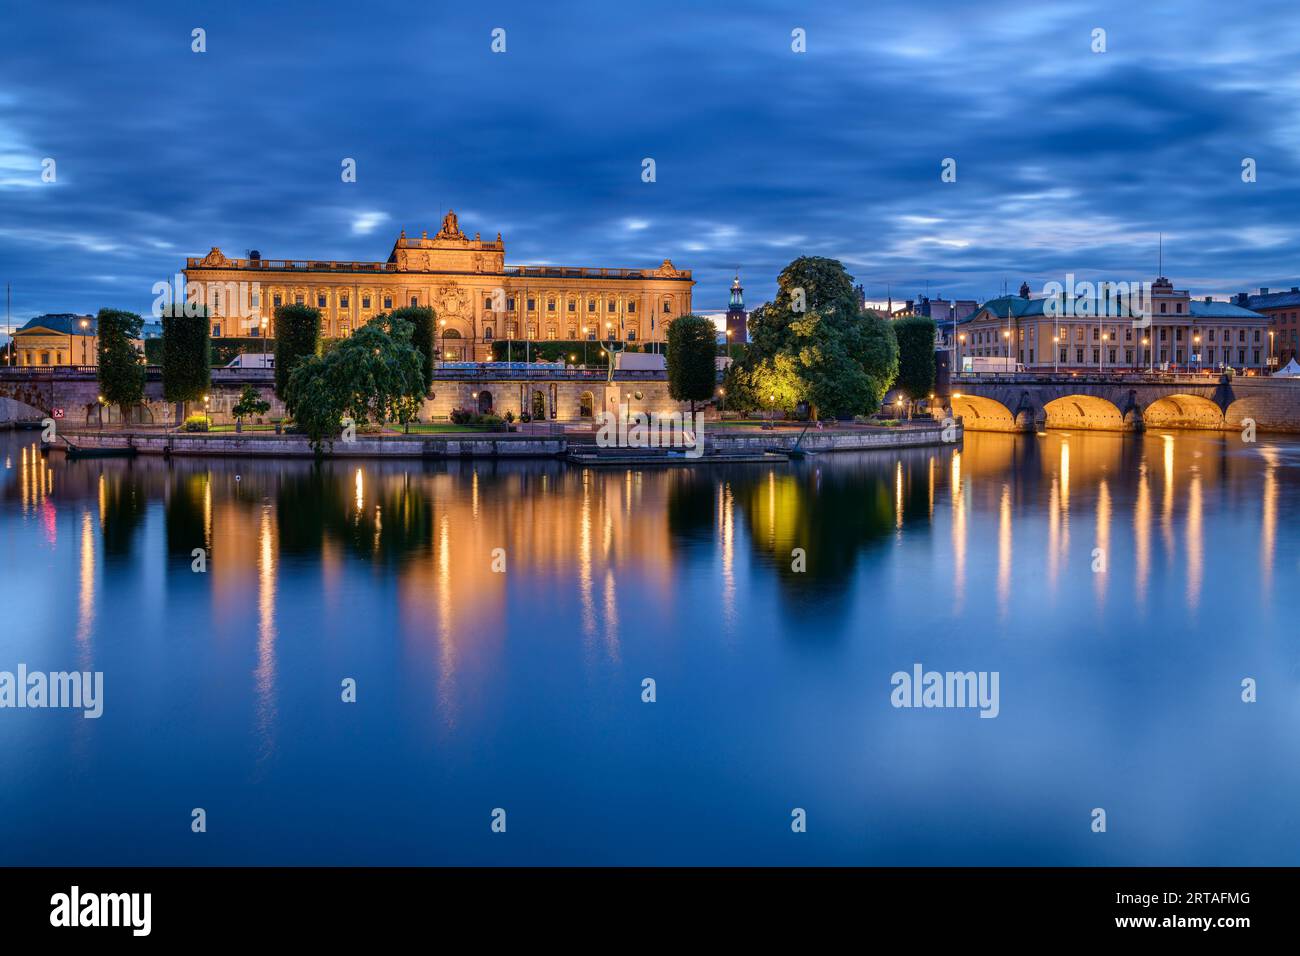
52, 408, 65, 419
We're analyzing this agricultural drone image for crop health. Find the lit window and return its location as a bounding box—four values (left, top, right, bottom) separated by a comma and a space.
295, 294, 304, 305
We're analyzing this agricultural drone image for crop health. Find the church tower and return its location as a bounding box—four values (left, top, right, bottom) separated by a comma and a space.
726, 272, 748, 343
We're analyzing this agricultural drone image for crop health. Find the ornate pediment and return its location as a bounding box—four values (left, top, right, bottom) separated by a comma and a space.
436, 284, 470, 318
653, 258, 684, 278
198, 247, 234, 268
435, 209, 467, 241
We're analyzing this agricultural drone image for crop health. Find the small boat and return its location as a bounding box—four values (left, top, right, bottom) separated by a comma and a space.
62, 439, 138, 460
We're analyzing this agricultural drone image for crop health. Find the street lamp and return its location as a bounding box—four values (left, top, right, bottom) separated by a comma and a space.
1142, 336, 1151, 373
78, 318, 89, 366
1002, 329, 1011, 369
582, 326, 589, 366
717, 386, 725, 415
1052, 334, 1059, 373
1100, 332, 1108, 374
1269, 330, 1275, 372
1193, 333, 1201, 373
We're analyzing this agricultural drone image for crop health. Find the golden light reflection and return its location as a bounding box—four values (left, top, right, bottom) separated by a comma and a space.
1161, 434, 1175, 562
1094, 479, 1110, 606
254, 503, 278, 762
354, 467, 364, 513
1134, 460, 1151, 607
436, 512, 457, 727
1047, 477, 1060, 593
76, 509, 95, 670
950, 449, 965, 611
720, 480, 736, 632
895, 460, 904, 531
1259, 446, 1278, 596
1186, 469, 1203, 611
997, 482, 1012, 619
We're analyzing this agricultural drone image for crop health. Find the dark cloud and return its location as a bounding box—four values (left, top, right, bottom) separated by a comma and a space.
2, 0, 1299, 334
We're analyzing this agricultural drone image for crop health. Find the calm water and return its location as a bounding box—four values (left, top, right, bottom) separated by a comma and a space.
1, 428, 1298, 865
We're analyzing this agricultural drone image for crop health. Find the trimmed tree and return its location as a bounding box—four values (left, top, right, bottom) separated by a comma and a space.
893, 316, 937, 415
162, 306, 211, 419
232, 384, 271, 430
665, 314, 718, 415
96, 308, 145, 411
387, 305, 437, 391
273, 303, 322, 399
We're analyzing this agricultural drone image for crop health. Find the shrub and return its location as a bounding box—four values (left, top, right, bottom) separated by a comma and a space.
182, 414, 210, 432
449, 407, 473, 425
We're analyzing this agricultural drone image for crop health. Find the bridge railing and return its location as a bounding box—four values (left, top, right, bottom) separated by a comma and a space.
951, 371, 1229, 386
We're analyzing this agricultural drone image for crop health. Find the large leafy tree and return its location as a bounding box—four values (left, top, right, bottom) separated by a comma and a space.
734, 257, 898, 419
273, 303, 322, 398
161, 306, 211, 407
96, 308, 145, 410
283, 313, 425, 450
665, 314, 718, 414
386, 305, 437, 391
893, 316, 937, 408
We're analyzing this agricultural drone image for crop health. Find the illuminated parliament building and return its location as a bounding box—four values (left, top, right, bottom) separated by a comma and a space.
183, 211, 695, 361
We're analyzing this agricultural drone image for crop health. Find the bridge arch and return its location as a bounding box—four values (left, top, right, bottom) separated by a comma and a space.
1042, 394, 1126, 430
1144, 393, 1224, 429
951, 393, 1017, 431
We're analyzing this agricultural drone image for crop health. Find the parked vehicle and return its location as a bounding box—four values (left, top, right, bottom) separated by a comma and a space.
961, 356, 1024, 373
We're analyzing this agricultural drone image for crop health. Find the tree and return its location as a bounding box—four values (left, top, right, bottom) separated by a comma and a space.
273, 303, 322, 398
893, 316, 937, 413
283, 313, 426, 450
232, 384, 271, 426
386, 305, 437, 391
734, 257, 898, 419
665, 314, 718, 414
161, 306, 211, 413
96, 308, 145, 410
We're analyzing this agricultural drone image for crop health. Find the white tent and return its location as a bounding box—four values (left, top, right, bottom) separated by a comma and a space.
1274, 357, 1300, 378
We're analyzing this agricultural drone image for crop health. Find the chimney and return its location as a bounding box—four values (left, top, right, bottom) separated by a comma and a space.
1260, 287, 1269, 295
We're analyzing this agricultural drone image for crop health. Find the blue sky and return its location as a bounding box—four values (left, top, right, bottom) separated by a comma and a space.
3, 0, 1300, 333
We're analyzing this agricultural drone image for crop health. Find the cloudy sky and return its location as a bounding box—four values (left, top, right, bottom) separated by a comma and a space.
3, 0, 1300, 333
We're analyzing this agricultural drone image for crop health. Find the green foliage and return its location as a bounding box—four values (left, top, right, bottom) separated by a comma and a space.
273, 304, 322, 398
96, 308, 145, 408
143, 338, 164, 366
282, 313, 426, 450
182, 413, 210, 432
232, 384, 271, 422
665, 314, 718, 412
162, 307, 211, 404
733, 257, 898, 418
387, 305, 437, 390
893, 316, 937, 400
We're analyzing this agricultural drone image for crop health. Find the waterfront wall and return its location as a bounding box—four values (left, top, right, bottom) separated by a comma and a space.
57, 421, 957, 460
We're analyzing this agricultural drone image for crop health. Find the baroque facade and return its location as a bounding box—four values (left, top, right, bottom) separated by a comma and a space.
183, 210, 694, 361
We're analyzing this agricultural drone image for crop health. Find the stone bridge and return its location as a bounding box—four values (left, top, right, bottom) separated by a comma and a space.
0, 365, 688, 426
948, 372, 1300, 433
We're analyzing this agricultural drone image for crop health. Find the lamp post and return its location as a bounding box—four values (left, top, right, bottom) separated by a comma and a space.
717, 386, 725, 416
1002, 329, 1010, 369
1100, 332, 1108, 374
1143, 335, 1151, 373
1052, 334, 1059, 373
78, 318, 89, 366
1269, 330, 1275, 372
1193, 333, 1201, 373
958, 333, 966, 371
581, 326, 589, 366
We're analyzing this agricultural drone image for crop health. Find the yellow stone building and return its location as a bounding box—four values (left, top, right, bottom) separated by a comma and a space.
11, 314, 97, 366
184, 210, 695, 360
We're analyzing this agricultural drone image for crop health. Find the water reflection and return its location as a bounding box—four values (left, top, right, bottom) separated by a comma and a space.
5, 428, 1300, 865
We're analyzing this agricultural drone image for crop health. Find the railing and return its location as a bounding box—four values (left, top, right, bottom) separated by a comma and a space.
952, 370, 1231, 385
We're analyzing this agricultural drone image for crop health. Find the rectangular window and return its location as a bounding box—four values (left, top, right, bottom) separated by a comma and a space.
362, 296, 371, 309
1076, 349, 1083, 364
568, 300, 576, 312
588, 300, 596, 312
295, 294, 304, 305
1175, 328, 1182, 341
1059, 348, 1067, 364
1254, 350, 1261, 364
383, 297, 393, 309
1160, 303, 1167, 313
1254, 329, 1261, 342
608, 300, 616, 312
212, 323, 221, 338
485, 298, 493, 311
318, 295, 327, 308
411, 297, 418, 307
273, 294, 282, 307
484, 327, 493, 340
527, 298, 536, 311
628, 302, 636, 313
1092, 348, 1100, 363
340, 296, 349, 309
547, 300, 556, 312
663, 302, 671, 313
507, 297, 515, 311
627, 330, 637, 342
